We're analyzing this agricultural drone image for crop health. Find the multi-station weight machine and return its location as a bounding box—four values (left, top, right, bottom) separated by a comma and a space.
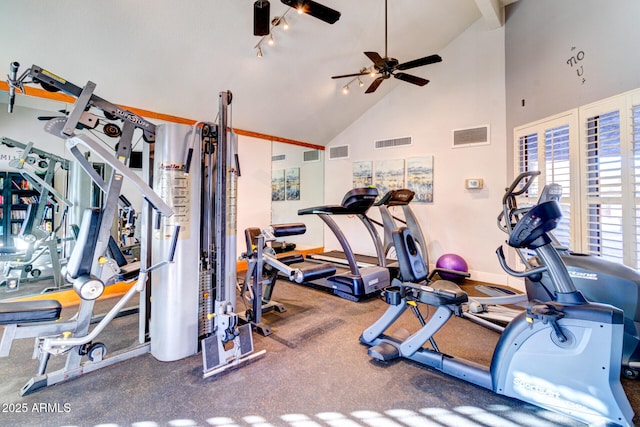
0, 62, 260, 394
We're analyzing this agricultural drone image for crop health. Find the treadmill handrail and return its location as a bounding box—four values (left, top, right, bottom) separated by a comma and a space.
316, 213, 361, 276
298, 187, 378, 216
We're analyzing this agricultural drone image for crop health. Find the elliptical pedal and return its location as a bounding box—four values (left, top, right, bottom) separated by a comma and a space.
369, 342, 400, 361
367, 328, 411, 361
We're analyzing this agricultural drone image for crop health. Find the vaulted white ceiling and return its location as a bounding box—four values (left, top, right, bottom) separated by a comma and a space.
0, 0, 515, 145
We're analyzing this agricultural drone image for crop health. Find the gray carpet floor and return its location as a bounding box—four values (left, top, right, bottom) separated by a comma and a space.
0, 279, 638, 427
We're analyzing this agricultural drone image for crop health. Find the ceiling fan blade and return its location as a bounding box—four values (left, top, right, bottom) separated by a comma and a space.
396, 54, 442, 71
394, 72, 429, 87
365, 76, 385, 94
280, 0, 341, 24
331, 72, 370, 79
364, 51, 386, 68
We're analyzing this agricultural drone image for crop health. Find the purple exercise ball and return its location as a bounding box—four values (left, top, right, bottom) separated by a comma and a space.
436, 253, 468, 282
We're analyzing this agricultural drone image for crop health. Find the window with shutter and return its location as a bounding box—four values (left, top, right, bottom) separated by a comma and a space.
515, 88, 640, 269
584, 110, 623, 262
514, 113, 576, 250
544, 125, 572, 246
632, 104, 640, 268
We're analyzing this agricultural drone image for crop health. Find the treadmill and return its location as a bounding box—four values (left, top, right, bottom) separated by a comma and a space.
298, 187, 389, 301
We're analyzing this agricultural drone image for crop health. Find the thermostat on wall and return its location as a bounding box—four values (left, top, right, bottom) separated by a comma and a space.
465, 178, 484, 189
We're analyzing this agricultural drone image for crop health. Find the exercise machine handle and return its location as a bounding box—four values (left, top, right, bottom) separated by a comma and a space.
168, 226, 180, 262
496, 246, 547, 279
498, 170, 541, 237
428, 268, 471, 282
8, 61, 19, 113
502, 170, 541, 204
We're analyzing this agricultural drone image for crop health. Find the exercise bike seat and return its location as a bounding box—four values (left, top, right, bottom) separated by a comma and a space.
0, 300, 62, 324
298, 187, 378, 216
417, 280, 468, 306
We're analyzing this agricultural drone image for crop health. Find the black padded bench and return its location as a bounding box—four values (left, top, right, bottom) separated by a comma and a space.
0, 300, 62, 325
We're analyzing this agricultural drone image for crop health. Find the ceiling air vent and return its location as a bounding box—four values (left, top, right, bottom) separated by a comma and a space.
328, 145, 349, 160
452, 125, 490, 148
375, 136, 412, 149
303, 149, 320, 162
272, 154, 286, 162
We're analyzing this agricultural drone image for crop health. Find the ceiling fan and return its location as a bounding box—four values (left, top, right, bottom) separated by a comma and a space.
331, 0, 442, 94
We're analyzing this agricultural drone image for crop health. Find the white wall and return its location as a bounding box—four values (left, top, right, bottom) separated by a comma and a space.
325, 19, 511, 285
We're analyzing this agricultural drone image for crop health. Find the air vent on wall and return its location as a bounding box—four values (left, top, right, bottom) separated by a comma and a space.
272, 154, 286, 162
452, 125, 490, 148
303, 150, 320, 162
328, 145, 349, 160
375, 136, 412, 149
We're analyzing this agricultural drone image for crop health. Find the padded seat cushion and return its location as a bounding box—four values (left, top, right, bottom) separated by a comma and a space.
417, 280, 468, 306
0, 300, 62, 325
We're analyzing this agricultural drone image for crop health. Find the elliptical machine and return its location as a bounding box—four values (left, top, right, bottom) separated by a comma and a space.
361, 198, 634, 426
466, 171, 640, 379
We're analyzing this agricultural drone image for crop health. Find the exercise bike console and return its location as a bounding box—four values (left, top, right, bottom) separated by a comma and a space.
507, 201, 562, 249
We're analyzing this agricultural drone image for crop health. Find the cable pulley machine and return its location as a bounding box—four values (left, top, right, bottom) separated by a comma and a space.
198, 92, 264, 378
2, 63, 262, 391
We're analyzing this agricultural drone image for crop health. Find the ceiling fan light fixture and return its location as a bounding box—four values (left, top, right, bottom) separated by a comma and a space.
268, 33, 275, 45
257, 46, 263, 57
342, 84, 350, 94
329, 0, 441, 94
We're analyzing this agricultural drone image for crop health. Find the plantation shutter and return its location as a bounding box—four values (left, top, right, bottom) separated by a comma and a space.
544, 125, 572, 246
514, 112, 578, 249
580, 98, 626, 264
632, 100, 640, 268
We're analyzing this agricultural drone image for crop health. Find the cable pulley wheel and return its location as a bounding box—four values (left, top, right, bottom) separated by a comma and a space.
103, 123, 122, 138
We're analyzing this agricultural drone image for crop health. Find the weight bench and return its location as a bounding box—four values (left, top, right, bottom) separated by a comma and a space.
0, 300, 61, 325
240, 223, 336, 335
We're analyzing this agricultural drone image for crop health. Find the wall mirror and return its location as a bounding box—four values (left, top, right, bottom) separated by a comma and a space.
270, 141, 324, 252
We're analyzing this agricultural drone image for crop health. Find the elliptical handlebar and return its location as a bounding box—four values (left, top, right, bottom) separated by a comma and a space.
495, 245, 546, 281
497, 170, 541, 236
502, 170, 541, 204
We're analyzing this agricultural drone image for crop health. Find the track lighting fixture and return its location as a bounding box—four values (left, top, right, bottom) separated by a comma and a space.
339, 69, 371, 95
271, 15, 288, 30
253, 7, 292, 57
253, 1, 339, 57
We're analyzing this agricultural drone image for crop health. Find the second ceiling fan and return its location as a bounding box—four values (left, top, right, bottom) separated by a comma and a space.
332, 0, 442, 94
